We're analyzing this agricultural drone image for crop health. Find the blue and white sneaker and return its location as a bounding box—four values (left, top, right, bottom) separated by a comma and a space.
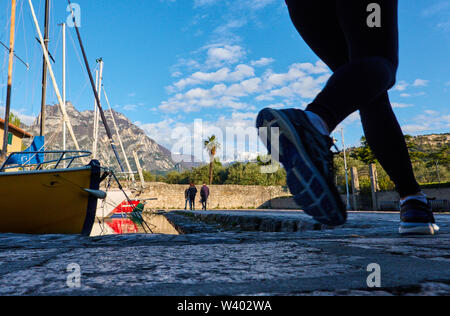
256, 108, 347, 226
399, 199, 439, 235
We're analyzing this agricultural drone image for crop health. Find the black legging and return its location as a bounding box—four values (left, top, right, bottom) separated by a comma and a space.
286, 0, 420, 198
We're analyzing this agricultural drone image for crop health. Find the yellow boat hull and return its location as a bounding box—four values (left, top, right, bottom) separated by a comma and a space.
0, 161, 102, 235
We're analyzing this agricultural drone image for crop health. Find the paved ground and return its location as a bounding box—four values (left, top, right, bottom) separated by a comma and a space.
0, 211, 448, 296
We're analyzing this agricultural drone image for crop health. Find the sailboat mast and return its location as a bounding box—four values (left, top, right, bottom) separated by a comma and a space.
28, 0, 85, 163
92, 69, 98, 157
1, 0, 17, 159
39, 0, 50, 137
62, 22, 66, 151
67, 0, 125, 172
93, 59, 104, 160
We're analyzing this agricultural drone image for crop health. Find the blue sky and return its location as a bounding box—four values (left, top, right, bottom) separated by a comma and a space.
1, 0, 449, 162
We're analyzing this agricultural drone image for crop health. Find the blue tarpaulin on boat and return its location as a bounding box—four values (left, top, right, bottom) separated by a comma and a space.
5, 136, 45, 166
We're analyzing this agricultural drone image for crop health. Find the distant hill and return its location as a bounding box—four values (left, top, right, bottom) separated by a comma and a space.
407, 133, 450, 151
347, 133, 449, 157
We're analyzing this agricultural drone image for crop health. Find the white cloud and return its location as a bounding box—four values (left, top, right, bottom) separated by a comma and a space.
413, 79, 429, 87
255, 63, 330, 101
240, 77, 262, 94
136, 118, 176, 147
335, 112, 361, 132
400, 91, 426, 98
123, 104, 137, 111
393, 80, 409, 91
162, 56, 331, 114
394, 79, 429, 93
402, 124, 430, 134
122, 102, 145, 112
213, 19, 247, 37
392, 102, 414, 108
171, 71, 182, 78
205, 44, 246, 68
251, 57, 275, 67
170, 64, 255, 91
402, 110, 450, 134
194, 0, 219, 7
0, 107, 36, 126
242, 0, 277, 10
138, 111, 265, 162
192, 0, 278, 11
424, 110, 439, 115
262, 61, 328, 90
159, 83, 250, 113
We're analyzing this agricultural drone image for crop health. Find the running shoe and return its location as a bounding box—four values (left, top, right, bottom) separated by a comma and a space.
399, 199, 439, 235
256, 108, 347, 226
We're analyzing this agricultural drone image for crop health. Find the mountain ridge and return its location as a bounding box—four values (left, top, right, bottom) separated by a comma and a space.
24, 102, 177, 172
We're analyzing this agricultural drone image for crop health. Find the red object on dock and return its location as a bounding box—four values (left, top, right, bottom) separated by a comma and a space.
111, 200, 140, 214
107, 218, 138, 234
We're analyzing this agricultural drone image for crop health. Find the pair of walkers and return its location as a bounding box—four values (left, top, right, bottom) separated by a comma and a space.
257, 0, 439, 235
185, 183, 210, 211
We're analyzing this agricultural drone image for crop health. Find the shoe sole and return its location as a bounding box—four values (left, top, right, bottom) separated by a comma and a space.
399, 222, 435, 235
432, 224, 440, 232
256, 108, 347, 226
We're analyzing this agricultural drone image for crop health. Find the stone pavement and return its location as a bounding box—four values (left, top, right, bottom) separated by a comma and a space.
0, 210, 448, 296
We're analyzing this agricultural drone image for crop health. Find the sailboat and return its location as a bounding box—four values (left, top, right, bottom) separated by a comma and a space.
0, 0, 106, 235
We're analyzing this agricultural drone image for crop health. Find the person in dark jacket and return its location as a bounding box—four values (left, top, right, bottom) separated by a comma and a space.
184, 188, 190, 210
200, 183, 210, 210
187, 183, 198, 211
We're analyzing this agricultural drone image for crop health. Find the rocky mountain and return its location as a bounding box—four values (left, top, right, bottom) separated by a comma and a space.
25, 102, 177, 172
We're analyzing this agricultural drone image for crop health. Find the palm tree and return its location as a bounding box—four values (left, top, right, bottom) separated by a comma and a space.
204, 135, 220, 185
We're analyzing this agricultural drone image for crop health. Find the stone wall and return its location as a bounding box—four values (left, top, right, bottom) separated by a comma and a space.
375, 188, 450, 211
344, 188, 450, 211
136, 183, 292, 210
130, 183, 450, 211
376, 188, 450, 202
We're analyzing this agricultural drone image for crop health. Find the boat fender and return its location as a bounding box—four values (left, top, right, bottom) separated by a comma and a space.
84, 189, 107, 199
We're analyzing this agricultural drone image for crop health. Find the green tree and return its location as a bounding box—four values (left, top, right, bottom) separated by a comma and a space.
9, 113, 21, 127
142, 170, 156, 182
425, 145, 450, 183
165, 171, 184, 184
404, 135, 427, 163
350, 137, 377, 164
256, 156, 286, 186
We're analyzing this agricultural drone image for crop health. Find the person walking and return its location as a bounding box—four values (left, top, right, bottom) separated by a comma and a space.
184, 187, 190, 210
256, 0, 439, 235
200, 183, 210, 210
187, 183, 198, 211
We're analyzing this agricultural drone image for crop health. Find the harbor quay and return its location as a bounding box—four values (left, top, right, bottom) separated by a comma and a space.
0, 210, 448, 296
